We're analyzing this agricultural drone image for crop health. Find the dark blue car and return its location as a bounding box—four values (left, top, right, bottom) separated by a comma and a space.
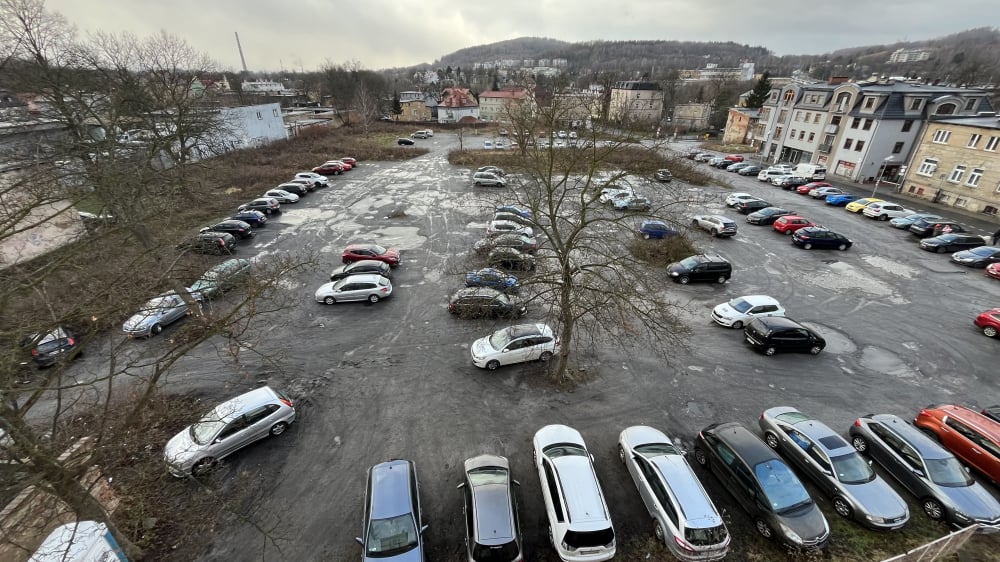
465, 267, 520, 294
495, 205, 532, 219
825, 194, 860, 206
791, 227, 853, 250
229, 209, 268, 227
638, 219, 679, 239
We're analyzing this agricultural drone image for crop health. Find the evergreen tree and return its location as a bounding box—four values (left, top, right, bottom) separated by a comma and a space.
745, 71, 772, 108
391, 91, 402, 116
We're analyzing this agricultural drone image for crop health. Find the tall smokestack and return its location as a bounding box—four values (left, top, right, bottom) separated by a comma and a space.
234, 31, 248, 72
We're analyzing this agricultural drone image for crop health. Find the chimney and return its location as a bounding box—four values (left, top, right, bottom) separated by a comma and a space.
828, 76, 850, 85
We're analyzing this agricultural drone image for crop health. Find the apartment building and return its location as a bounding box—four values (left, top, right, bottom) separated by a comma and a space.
478, 88, 533, 123
609, 81, 663, 124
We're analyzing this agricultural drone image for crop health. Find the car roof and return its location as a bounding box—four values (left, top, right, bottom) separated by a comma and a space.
464, 455, 515, 544
737, 295, 780, 306
772, 409, 853, 456
507, 323, 549, 339
453, 286, 505, 300
551, 455, 608, 525
335, 273, 384, 285
926, 404, 1000, 441
650, 455, 723, 529
370, 459, 415, 519
346, 259, 389, 270
706, 422, 777, 467
346, 243, 379, 251
210, 386, 279, 424
752, 316, 806, 330
870, 414, 953, 459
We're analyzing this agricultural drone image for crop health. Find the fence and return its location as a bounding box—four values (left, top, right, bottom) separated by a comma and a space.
880, 524, 981, 561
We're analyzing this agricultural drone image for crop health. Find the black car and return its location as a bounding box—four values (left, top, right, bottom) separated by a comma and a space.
738, 165, 762, 176
22, 326, 80, 367
746, 207, 794, 225
275, 182, 309, 196
397, 137, 415, 145
791, 227, 852, 250
909, 218, 966, 238
329, 259, 392, 281
448, 287, 526, 318
238, 198, 280, 215
951, 246, 1000, 267
734, 199, 772, 215
919, 233, 986, 253
229, 210, 267, 227
778, 176, 811, 190
744, 316, 825, 356
201, 220, 254, 240
487, 248, 535, 271
177, 232, 236, 255
694, 422, 830, 549
666, 254, 732, 284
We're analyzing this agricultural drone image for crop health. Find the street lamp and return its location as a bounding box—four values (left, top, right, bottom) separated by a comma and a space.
872, 155, 896, 197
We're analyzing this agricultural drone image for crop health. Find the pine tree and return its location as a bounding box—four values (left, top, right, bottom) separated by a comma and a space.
745, 71, 772, 108
391, 91, 402, 116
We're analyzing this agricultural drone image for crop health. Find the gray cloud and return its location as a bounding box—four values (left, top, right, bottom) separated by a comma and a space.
46, 0, 996, 72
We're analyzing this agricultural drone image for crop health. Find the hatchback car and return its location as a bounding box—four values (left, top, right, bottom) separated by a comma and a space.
201, 220, 254, 240
342, 243, 401, 266
229, 209, 268, 227
533, 425, 616, 561
356, 459, 428, 562
311, 162, 344, 176
975, 308, 1000, 337
177, 232, 236, 255
909, 218, 967, 238
187, 258, 252, 301
694, 422, 830, 548
275, 182, 309, 196
122, 292, 189, 337
724, 193, 759, 207
315, 274, 392, 304
746, 207, 794, 226
667, 254, 732, 284
863, 202, 913, 221
808, 187, 842, 199
262, 189, 299, 204
473, 172, 506, 187
492, 212, 533, 227
915, 405, 1000, 483
890, 213, 941, 230
797, 182, 833, 195
712, 295, 785, 329
487, 248, 535, 271
726, 162, 752, 173
475, 234, 538, 255
458, 455, 523, 562
791, 227, 852, 250
330, 259, 392, 281
618, 426, 729, 561
238, 197, 280, 215
487, 220, 533, 238
825, 194, 860, 206
613, 195, 652, 211
293, 172, 330, 187
951, 246, 1000, 268
397, 137, 415, 145
738, 165, 762, 176
23, 326, 80, 368
448, 287, 525, 319
919, 233, 986, 253
470, 323, 558, 370
638, 220, 679, 239
164, 386, 295, 477
775, 176, 810, 190
734, 199, 772, 215
744, 316, 825, 356
849, 413, 1000, 527
759, 407, 909, 530
844, 197, 883, 213
465, 268, 519, 293
773, 215, 815, 235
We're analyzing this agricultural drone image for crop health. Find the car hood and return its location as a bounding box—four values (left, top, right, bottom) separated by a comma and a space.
776, 503, 828, 544
841, 479, 908, 520
472, 336, 496, 358
363, 547, 424, 562
952, 250, 980, 261
123, 310, 160, 331
713, 303, 741, 319
163, 427, 199, 467
941, 483, 1000, 521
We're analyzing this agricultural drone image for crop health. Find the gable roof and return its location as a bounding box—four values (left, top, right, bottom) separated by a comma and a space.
439, 88, 478, 108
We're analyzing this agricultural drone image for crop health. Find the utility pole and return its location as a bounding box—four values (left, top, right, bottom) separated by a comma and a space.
234, 32, 248, 73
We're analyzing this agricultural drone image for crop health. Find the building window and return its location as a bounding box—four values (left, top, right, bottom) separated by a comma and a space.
855, 140, 865, 151
938, 193, 952, 203
984, 205, 998, 216
966, 168, 984, 187
813, 113, 820, 123
909, 98, 923, 111
917, 158, 938, 176
783, 91, 794, 103
892, 141, 904, 154
255, 111, 263, 120
805, 112, 811, 121
272, 108, 279, 117
986, 136, 1000, 151
955, 197, 968, 207
965, 98, 977, 111
932, 129, 951, 143
790, 129, 797, 138
808, 132, 815, 142
831, 116, 842, 126
948, 165, 967, 183
863, 119, 873, 130
850, 118, 860, 129
968, 134, 982, 148
864, 97, 876, 109
795, 111, 802, 121
779, 110, 787, 122
902, 120, 914, 132
936, 103, 957, 115
769, 93, 778, 102
843, 138, 854, 149
799, 131, 805, 140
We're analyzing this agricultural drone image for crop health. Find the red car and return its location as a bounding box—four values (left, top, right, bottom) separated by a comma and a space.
339, 157, 358, 167
986, 263, 1000, 280
975, 308, 1000, 337
327, 159, 352, 171
915, 405, 1000, 483
796, 181, 832, 195
724, 154, 745, 162
342, 243, 401, 266
772, 215, 815, 234
312, 163, 343, 176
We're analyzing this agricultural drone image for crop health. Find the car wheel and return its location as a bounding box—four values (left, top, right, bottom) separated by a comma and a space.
833, 497, 854, 519
192, 457, 216, 476
474, 181, 481, 186
731, 320, 743, 329
755, 519, 774, 540
922, 498, 945, 520
150, 324, 162, 336
618, 445, 626, 464
539, 351, 553, 362
937, 246, 949, 253
693, 447, 708, 466
368, 295, 380, 303
678, 275, 690, 285
485, 360, 500, 371
269, 422, 288, 437
809, 345, 823, 355
764, 432, 780, 449
323, 296, 336, 305
643, 233, 650, 240
879, 214, 889, 221
716, 275, 727, 284
838, 243, 849, 251
803, 243, 813, 250
784, 229, 792, 235
654, 521, 665, 542
764, 346, 777, 356
711, 228, 719, 237
851, 435, 869, 454
691, 219, 699, 227
985, 326, 999, 337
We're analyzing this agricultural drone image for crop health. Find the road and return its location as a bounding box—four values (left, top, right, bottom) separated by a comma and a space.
85, 134, 1000, 560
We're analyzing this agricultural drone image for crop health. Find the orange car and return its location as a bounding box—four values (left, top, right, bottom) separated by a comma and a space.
914, 404, 1000, 483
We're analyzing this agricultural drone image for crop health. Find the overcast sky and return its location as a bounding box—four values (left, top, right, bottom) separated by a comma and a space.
46, 0, 994, 73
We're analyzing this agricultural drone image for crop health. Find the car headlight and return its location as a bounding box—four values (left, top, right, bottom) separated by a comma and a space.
669, 271, 679, 277
953, 510, 972, 523
865, 514, 886, 524
779, 523, 803, 544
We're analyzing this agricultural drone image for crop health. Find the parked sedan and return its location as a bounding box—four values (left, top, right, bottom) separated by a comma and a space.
774, 176, 810, 190
122, 292, 189, 337
890, 213, 941, 229
726, 162, 752, 173
355, 459, 428, 562
229, 210, 267, 227
746, 207, 794, 225
826, 194, 860, 206
495, 204, 530, 218
470, 323, 558, 370
773, 215, 815, 235
329, 260, 392, 281
474, 234, 538, 255
844, 197, 883, 213
465, 267, 519, 293
975, 308, 1000, 337
448, 287, 525, 319
315, 274, 393, 304
759, 407, 909, 530
23, 326, 80, 368
201, 220, 254, 240
275, 182, 309, 196
293, 172, 330, 187
187, 258, 252, 301
638, 219, 679, 239
951, 246, 1000, 268
792, 227, 853, 250
342, 243, 401, 266
163, 386, 295, 477
613, 195, 652, 212
849, 413, 1000, 527
919, 233, 986, 253
808, 187, 843, 199
737, 165, 762, 176
487, 220, 533, 238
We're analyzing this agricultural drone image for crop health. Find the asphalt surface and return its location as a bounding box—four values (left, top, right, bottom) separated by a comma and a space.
60, 134, 1000, 560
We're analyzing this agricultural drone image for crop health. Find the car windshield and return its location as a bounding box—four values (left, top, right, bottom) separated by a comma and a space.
969, 247, 996, 256
371, 245, 388, 255
925, 457, 974, 487
189, 414, 227, 445
830, 453, 875, 484
679, 257, 701, 268
754, 460, 812, 514
488, 329, 513, 350
728, 298, 753, 313
634, 443, 679, 458
543, 443, 587, 458
936, 234, 959, 242
366, 514, 418, 557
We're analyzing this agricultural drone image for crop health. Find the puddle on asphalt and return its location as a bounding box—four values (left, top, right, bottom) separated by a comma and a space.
370, 226, 426, 250
801, 322, 857, 354
858, 346, 919, 379
808, 261, 908, 304
862, 255, 919, 279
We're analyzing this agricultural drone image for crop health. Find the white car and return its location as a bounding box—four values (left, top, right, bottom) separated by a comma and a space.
568, 131, 578, 139
263, 189, 299, 203
293, 172, 329, 188
472, 172, 506, 187
487, 220, 533, 238
484, 140, 494, 150
862, 202, 914, 221
724, 192, 759, 207
315, 274, 392, 304
618, 426, 730, 560
769, 173, 794, 186
599, 185, 635, 204
809, 186, 842, 198
470, 323, 558, 370
757, 168, 787, 182
711, 295, 785, 329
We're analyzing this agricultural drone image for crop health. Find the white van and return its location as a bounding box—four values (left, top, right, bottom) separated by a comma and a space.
791, 163, 827, 180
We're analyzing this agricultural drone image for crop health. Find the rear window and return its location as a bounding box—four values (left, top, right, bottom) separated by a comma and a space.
564, 527, 614, 549
685, 524, 728, 546
472, 541, 520, 561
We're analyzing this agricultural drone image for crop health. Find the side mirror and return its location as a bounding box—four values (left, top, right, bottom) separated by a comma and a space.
355, 537, 363, 545
965, 466, 971, 473
591, 454, 596, 462
456, 482, 465, 489
420, 525, 429, 534
512, 479, 520, 486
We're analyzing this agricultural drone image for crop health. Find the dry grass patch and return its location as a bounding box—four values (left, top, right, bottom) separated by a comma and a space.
627, 235, 698, 266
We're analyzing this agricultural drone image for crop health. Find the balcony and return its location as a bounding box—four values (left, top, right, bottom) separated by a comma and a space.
818, 143, 832, 154
824, 124, 839, 134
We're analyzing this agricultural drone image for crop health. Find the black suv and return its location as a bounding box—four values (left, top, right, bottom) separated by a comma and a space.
909, 218, 966, 238
201, 220, 254, 240
448, 287, 526, 318
694, 422, 830, 549
735, 199, 772, 215
744, 316, 825, 356
667, 254, 732, 284
177, 232, 236, 255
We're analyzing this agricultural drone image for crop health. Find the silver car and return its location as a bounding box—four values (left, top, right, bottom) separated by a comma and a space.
849, 413, 1000, 528
618, 426, 729, 561
164, 386, 295, 476
357, 459, 427, 562
760, 406, 910, 530
187, 258, 252, 301
458, 455, 523, 562
314, 274, 392, 304
122, 292, 189, 338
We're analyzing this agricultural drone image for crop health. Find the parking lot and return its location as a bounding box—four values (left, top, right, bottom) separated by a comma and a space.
99, 132, 1000, 560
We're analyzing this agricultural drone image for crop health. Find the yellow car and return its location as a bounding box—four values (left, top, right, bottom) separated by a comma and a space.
845, 197, 883, 213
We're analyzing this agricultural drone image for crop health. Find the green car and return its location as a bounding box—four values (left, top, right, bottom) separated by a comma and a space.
187, 258, 251, 301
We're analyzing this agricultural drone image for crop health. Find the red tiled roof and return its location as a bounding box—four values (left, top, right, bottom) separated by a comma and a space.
439, 88, 478, 108
480, 88, 528, 100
